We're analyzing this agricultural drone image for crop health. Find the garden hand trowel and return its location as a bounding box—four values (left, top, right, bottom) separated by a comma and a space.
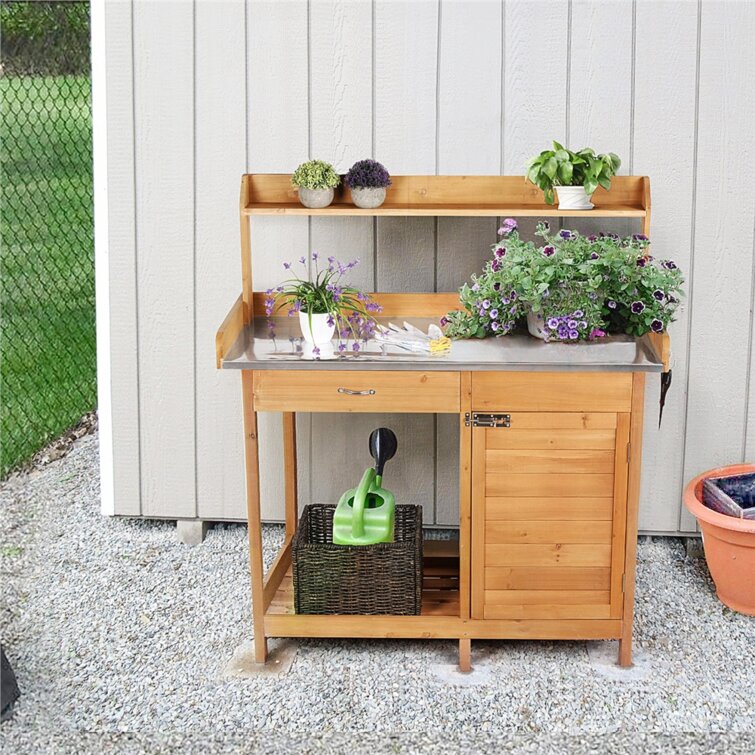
333, 428, 398, 545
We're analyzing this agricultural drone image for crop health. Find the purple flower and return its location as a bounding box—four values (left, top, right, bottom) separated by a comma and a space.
283, 262, 291, 269
588, 292, 598, 301
498, 218, 518, 235
312, 251, 319, 261
632, 233, 649, 242
326, 314, 335, 327
559, 230, 573, 240
590, 252, 599, 260
509, 305, 517, 315
345, 159, 391, 189
337, 342, 346, 353
653, 290, 665, 301
579, 321, 588, 329
631, 301, 645, 314
440, 316, 448, 327
557, 324, 570, 339
510, 290, 517, 300
587, 234, 598, 243
568, 329, 579, 340
590, 328, 606, 339
493, 282, 501, 291
312, 346, 320, 357
502, 297, 510, 305
651, 319, 664, 333
547, 317, 559, 329
636, 257, 647, 267
491, 321, 500, 331
607, 300, 617, 309
543, 245, 555, 257
299, 256, 306, 264
482, 299, 491, 309
494, 246, 506, 259
489, 309, 499, 319
472, 283, 480, 292
491, 259, 501, 272
573, 310, 584, 317
663, 260, 678, 270
352, 342, 360, 352
568, 319, 578, 329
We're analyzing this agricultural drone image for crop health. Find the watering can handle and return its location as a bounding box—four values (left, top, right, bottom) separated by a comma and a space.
351, 467, 377, 539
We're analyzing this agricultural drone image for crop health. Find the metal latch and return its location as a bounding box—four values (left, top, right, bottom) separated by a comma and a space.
472, 413, 511, 428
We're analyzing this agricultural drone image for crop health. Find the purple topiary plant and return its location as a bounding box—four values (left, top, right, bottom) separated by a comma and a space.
344, 159, 392, 189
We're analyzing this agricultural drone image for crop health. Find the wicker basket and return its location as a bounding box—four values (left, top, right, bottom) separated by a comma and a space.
292, 504, 423, 615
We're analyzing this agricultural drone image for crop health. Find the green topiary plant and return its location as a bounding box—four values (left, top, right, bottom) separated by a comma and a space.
291, 159, 341, 190
526, 142, 621, 205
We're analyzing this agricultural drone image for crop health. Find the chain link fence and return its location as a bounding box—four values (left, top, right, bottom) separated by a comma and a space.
1, 1, 94, 477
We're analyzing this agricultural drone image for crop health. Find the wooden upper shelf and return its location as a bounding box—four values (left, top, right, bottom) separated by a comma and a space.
242, 174, 650, 217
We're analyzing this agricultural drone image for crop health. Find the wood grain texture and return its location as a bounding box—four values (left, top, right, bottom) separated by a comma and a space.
681, 0, 755, 531
485, 497, 614, 521
485, 449, 615, 475
485, 543, 612, 568
634, 0, 698, 532
486, 473, 614, 498
485, 566, 611, 591
485, 520, 612, 545
486, 428, 616, 450
102, 0, 140, 515
196, 0, 247, 520
133, 1, 195, 517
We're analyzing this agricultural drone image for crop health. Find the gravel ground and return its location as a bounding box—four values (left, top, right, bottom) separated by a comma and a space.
1, 432, 754, 754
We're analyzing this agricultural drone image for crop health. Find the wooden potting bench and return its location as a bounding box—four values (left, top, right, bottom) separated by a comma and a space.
216, 175, 668, 671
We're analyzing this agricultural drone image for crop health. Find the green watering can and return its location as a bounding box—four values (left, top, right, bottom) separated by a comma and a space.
333, 428, 398, 546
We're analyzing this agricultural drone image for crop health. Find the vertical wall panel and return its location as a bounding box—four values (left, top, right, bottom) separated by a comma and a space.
248, 0, 311, 520
633, 0, 698, 532
133, 1, 195, 517
195, 0, 247, 520
101, 0, 140, 515
680, 0, 755, 530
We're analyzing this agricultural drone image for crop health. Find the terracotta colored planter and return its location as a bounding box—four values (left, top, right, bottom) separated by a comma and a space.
684, 464, 755, 615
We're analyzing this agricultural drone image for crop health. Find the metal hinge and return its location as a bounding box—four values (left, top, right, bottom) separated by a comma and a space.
472, 413, 511, 428
464, 412, 471, 427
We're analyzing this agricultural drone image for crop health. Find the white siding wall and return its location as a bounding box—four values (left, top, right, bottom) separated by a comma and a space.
95, 0, 755, 534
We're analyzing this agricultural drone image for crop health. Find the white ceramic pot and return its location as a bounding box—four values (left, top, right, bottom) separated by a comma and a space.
555, 185, 594, 210
350, 186, 386, 209
526, 309, 548, 340
298, 187, 334, 209
299, 311, 335, 345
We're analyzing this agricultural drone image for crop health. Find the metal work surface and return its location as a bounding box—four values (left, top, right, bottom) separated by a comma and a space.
222, 318, 663, 373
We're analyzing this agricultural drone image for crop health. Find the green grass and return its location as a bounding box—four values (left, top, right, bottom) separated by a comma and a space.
1, 75, 95, 476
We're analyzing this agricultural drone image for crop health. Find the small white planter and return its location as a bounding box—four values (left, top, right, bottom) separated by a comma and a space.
555, 185, 594, 210
350, 186, 386, 209
298, 311, 335, 345
526, 309, 548, 340
298, 187, 334, 209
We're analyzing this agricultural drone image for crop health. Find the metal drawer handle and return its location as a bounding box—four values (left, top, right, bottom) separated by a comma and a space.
337, 387, 376, 396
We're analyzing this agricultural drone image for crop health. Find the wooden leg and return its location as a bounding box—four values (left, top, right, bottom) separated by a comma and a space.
283, 412, 298, 539
458, 638, 472, 673
618, 633, 632, 668
241, 370, 267, 664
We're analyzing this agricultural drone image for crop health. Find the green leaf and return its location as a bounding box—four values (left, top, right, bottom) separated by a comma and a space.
557, 161, 573, 184
552, 140, 565, 151
555, 149, 570, 161
542, 157, 558, 179
544, 187, 555, 205
598, 175, 611, 191
584, 178, 599, 195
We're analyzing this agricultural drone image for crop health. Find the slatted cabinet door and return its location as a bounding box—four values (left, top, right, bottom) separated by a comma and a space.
471, 412, 631, 621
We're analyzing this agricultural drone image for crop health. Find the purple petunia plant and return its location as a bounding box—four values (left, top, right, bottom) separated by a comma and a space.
442, 219, 684, 342
344, 159, 392, 189
266, 253, 382, 355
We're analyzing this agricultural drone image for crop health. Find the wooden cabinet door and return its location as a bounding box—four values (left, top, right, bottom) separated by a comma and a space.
471, 411, 630, 621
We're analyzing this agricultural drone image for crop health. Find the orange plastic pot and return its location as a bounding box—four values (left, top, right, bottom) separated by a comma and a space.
684, 464, 755, 615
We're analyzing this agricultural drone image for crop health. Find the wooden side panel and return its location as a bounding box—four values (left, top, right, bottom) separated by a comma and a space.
472, 373, 633, 413
634, 0, 698, 532
195, 0, 247, 520
133, 1, 195, 517
681, 0, 755, 531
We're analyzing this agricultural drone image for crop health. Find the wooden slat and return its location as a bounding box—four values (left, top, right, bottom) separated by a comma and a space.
485, 566, 611, 591
472, 373, 633, 412
485, 520, 612, 544
485, 543, 612, 567
471, 426, 487, 619
252, 370, 461, 413
486, 472, 614, 498
484, 602, 611, 620
485, 449, 614, 474
262, 538, 292, 611
484, 590, 611, 606
486, 428, 616, 450
242, 175, 647, 214
610, 414, 631, 618
488, 413, 617, 431
424, 539, 460, 558
458, 372, 473, 620
485, 497, 614, 521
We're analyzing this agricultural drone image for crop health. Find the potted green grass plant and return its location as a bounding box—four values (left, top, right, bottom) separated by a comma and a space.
526, 142, 621, 209
291, 159, 341, 208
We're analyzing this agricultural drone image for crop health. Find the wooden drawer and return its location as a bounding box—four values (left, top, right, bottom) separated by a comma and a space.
252, 370, 460, 413
472, 372, 633, 412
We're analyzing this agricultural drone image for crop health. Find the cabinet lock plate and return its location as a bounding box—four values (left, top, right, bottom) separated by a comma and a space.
472, 412, 511, 428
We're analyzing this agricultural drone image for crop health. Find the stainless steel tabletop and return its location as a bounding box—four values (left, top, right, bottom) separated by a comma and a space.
221, 317, 664, 373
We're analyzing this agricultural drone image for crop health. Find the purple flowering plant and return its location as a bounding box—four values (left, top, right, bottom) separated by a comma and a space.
443, 219, 684, 342
266, 253, 382, 349
344, 159, 392, 189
